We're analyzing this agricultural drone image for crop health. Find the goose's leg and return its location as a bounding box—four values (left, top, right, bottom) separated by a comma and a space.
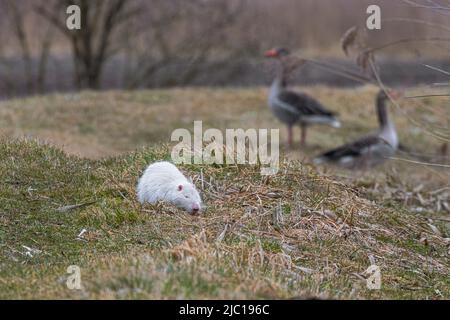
363, 147, 372, 171
300, 125, 307, 146
287, 125, 293, 148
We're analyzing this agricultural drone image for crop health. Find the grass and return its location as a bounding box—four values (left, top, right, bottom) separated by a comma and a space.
0, 86, 448, 299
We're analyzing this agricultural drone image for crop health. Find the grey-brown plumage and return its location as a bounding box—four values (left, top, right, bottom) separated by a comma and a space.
278, 91, 337, 119
265, 47, 341, 147
314, 90, 401, 169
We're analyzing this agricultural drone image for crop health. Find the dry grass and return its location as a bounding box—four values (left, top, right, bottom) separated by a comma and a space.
0, 85, 447, 189
0, 86, 448, 154
0, 86, 448, 299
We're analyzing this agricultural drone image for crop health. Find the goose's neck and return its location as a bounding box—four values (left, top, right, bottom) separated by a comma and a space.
269, 60, 287, 97
377, 96, 392, 129
377, 96, 398, 148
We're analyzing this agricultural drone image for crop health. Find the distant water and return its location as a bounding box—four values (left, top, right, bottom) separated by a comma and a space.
1, 55, 449, 100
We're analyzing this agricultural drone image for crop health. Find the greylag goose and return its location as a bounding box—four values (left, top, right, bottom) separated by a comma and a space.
265, 47, 341, 147
314, 90, 402, 169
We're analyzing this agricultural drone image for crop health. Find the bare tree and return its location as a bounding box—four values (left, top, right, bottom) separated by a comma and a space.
35, 0, 141, 89
0, 0, 56, 95
35, 20, 55, 93
2, 0, 33, 93
124, 0, 246, 88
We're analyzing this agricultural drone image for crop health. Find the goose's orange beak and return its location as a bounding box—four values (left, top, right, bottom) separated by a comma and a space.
264, 49, 278, 58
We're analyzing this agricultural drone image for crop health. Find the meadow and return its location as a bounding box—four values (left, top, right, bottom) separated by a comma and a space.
0, 85, 448, 299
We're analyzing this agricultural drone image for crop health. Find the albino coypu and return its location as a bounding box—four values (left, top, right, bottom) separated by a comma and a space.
137, 161, 202, 214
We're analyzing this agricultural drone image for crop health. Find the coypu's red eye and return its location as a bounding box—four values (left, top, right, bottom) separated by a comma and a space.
178, 185, 183, 191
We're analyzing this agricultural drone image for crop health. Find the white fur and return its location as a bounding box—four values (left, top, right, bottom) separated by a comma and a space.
137, 161, 202, 214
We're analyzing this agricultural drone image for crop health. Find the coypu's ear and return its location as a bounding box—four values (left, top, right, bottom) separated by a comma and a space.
178, 185, 183, 191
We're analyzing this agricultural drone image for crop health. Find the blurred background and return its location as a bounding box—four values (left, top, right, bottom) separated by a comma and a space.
1, 0, 450, 99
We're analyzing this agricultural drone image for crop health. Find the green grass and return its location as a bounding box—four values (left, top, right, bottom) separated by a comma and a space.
0, 139, 448, 299
0, 86, 448, 299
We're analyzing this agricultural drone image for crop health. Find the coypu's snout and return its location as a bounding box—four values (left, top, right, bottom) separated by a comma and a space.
192, 203, 200, 214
